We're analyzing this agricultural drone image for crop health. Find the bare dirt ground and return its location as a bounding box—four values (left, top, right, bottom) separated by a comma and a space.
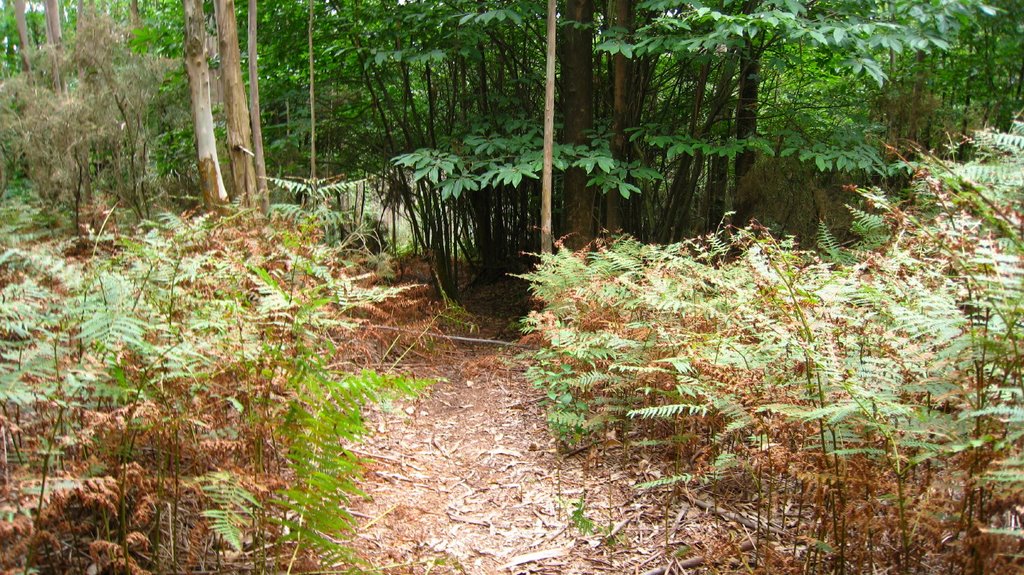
347, 278, 760, 575
350, 346, 665, 575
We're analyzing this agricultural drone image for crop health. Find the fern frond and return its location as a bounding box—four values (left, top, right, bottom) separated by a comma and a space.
198, 471, 261, 553
635, 474, 696, 489
628, 402, 710, 419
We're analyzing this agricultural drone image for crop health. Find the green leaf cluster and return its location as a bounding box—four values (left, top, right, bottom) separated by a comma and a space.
522, 122, 1024, 571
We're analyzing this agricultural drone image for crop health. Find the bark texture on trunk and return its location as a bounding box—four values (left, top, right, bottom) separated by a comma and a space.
308, 0, 317, 180
540, 0, 557, 254
215, 0, 257, 207
606, 0, 633, 233
731, 0, 762, 225
248, 0, 270, 215
732, 46, 760, 225
183, 0, 229, 210
734, 50, 759, 184
14, 0, 31, 73
562, 0, 595, 250
43, 0, 64, 93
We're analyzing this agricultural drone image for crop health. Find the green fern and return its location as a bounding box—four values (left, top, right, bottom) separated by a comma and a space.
635, 474, 697, 490
198, 471, 262, 553
848, 206, 889, 250
816, 221, 855, 264
629, 402, 711, 419
275, 369, 425, 565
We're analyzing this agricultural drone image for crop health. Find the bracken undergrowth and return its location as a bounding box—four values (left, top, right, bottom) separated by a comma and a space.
0, 203, 426, 574
522, 123, 1024, 574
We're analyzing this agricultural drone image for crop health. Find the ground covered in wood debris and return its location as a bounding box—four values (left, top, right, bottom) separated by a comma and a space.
350, 279, 763, 575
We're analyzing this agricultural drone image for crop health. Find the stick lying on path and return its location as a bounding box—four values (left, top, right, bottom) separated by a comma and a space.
686, 495, 786, 537
499, 547, 568, 570
363, 323, 537, 348
641, 540, 756, 575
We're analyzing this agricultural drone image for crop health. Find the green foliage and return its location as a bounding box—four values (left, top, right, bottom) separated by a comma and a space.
276, 369, 426, 565
198, 471, 262, 553
957, 121, 1024, 194
523, 123, 1024, 572
1, 14, 174, 221
0, 204, 423, 572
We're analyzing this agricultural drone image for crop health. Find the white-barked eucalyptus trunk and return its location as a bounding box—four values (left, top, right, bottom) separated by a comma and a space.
182, 0, 229, 210
215, 0, 258, 208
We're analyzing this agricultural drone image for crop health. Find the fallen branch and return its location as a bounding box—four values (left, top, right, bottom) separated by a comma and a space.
499, 547, 568, 570
687, 495, 785, 537
607, 514, 633, 539
363, 323, 535, 348
447, 511, 491, 528
640, 540, 756, 575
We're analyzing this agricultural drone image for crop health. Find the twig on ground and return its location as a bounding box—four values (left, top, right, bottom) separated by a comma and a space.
641, 540, 757, 574
362, 503, 399, 530
687, 494, 785, 537
607, 514, 633, 539
348, 447, 424, 471
364, 323, 535, 348
446, 511, 491, 528
498, 547, 568, 570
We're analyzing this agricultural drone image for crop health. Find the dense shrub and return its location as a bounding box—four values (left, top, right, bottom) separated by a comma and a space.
0, 15, 175, 227
0, 199, 424, 573
522, 123, 1024, 574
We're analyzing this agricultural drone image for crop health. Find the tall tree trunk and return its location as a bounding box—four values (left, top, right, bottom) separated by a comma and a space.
182, 0, 229, 211
214, 0, 257, 207
606, 0, 633, 233
130, 0, 141, 27
43, 0, 64, 93
248, 0, 269, 215
730, 0, 761, 225
908, 50, 927, 146
705, 153, 728, 231
734, 49, 759, 184
658, 57, 734, 242
562, 0, 595, 250
732, 44, 760, 224
540, 0, 556, 254
308, 0, 317, 180
14, 0, 31, 74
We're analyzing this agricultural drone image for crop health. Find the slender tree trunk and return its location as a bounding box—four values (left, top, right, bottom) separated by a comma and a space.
734, 48, 759, 185
706, 153, 728, 231
726, 0, 762, 226
541, 0, 556, 254
308, 0, 317, 181
657, 59, 713, 241
182, 0, 229, 210
606, 0, 633, 233
562, 0, 595, 249
130, 0, 141, 27
248, 0, 269, 215
43, 0, 64, 93
732, 44, 760, 224
14, 0, 31, 74
909, 50, 927, 146
215, 0, 257, 207
1016, 51, 1024, 101
75, 0, 86, 79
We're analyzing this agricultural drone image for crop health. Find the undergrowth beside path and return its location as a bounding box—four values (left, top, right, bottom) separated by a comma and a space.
1, 121, 1022, 575
0, 206, 426, 573
520, 126, 1024, 574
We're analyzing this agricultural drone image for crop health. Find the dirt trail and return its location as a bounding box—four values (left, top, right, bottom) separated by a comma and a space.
347, 281, 671, 574
351, 346, 661, 575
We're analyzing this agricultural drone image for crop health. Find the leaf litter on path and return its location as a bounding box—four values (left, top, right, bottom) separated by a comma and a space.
349, 278, 757, 575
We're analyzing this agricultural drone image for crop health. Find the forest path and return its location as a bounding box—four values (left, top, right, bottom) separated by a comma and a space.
347, 281, 665, 574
